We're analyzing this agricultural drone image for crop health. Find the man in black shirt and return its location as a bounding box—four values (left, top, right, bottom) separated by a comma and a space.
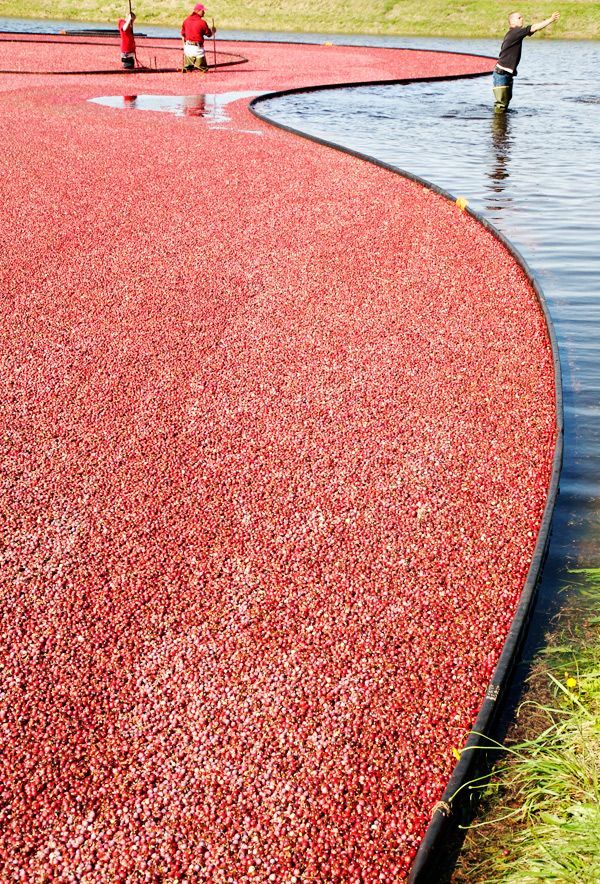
493, 10, 560, 111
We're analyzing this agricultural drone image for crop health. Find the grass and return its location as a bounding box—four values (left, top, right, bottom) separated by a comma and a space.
2, 0, 599, 39
452, 569, 600, 882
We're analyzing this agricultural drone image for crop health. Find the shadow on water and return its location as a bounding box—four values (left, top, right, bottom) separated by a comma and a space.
259, 38, 600, 872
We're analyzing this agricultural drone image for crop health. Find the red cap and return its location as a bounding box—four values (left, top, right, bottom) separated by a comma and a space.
194, 3, 205, 11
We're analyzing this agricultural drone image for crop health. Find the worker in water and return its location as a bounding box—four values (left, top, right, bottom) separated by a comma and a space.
493, 10, 560, 111
181, 3, 215, 72
118, 10, 136, 70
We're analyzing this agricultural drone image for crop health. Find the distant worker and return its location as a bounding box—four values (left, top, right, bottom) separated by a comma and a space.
181, 3, 215, 72
493, 10, 560, 111
118, 10, 136, 70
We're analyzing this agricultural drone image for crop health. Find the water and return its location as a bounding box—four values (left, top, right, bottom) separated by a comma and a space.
258, 40, 600, 664
0, 17, 514, 52
0, 16, 173, 36
89, 91, 265, 129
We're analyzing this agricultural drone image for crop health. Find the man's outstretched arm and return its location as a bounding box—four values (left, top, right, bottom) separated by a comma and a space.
531, 11, 560, 33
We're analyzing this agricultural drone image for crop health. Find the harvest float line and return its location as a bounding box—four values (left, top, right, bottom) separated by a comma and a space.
249, 81, 563, 880
0, 33, 247, 73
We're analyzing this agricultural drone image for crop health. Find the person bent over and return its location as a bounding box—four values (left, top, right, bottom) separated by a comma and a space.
493, 10, 560, 111
118, 11, 136, 70
181, 3, 215, 72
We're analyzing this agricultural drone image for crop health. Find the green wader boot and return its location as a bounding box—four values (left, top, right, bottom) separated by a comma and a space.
493, 85, 512, 112
183, 54, 208, 72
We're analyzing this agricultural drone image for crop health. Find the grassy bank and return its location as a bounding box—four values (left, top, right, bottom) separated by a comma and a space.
2, 0, 599, 39
453, 569, 600, 883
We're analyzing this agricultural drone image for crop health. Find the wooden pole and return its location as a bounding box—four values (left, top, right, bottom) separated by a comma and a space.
212, 18, 217, 69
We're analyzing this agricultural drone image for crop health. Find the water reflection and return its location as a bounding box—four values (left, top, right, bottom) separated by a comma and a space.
489, 109, 511, 191
182, 94, 206, 117
88, 90, 265, 125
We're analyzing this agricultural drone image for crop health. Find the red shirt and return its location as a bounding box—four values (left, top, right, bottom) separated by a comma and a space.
181, 13, 211, 44
118, 18, 136, 53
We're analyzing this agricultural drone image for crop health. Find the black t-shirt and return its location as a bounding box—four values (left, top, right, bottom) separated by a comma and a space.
497, 25, 532, 74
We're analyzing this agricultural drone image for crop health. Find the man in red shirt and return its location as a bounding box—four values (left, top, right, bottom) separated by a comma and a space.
181, 4, 215, 72
118, 11, 136, 70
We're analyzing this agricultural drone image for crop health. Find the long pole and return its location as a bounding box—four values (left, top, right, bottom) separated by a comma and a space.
212, 18, 217, 69
127, 0, 138, 68
126, 0, 135, 67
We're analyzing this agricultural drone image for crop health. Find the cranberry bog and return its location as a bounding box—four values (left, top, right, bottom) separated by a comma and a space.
0, 35, 559, 882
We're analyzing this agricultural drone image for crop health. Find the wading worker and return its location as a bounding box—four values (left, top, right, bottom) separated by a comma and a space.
181, 3, 215, 72
118, 10, 136, 70
493, 10, 560, 111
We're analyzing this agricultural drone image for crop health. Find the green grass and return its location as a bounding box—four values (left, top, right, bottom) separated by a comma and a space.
453, 570, 600, 882
2, 0, 599, 39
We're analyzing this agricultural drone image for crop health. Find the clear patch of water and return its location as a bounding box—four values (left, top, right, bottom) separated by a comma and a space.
89, 91, 266, 128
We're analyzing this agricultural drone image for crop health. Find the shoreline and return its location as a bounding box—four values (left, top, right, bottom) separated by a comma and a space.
453, 569, 600, 881
1, 12, 597, 41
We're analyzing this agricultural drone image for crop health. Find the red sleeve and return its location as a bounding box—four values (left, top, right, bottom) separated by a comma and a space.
202, 19, 211, 36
